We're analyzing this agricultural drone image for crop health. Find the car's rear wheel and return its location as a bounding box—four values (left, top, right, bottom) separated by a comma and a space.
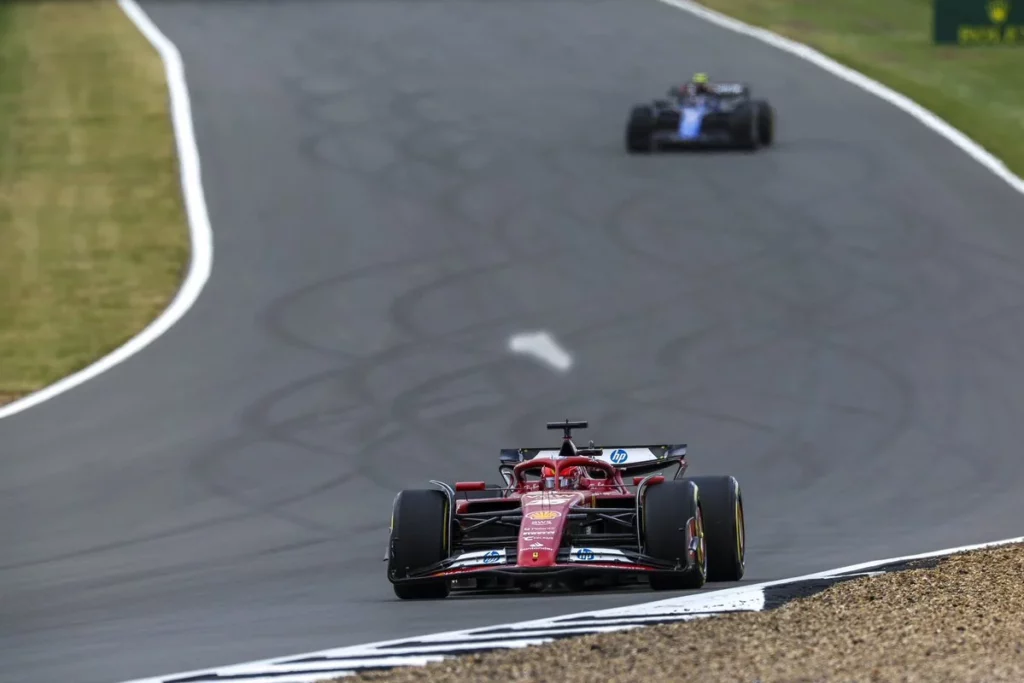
753, 99, 774, 147
626, 104, 655, 154
685, 476, 745, 581
388, 489, 451, 600
642, 480, 707, 590
731, 103, 760, 151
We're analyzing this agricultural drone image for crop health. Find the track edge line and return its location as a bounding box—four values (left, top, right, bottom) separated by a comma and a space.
115, 1, 1024, 680
655, 0, 1024, 197
0, 0, 214, 422
117, 535, 1024, 683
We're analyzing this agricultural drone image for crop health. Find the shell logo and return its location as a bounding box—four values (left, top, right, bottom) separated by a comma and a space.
988, 0, 1010, 24
526, 510, 561, 521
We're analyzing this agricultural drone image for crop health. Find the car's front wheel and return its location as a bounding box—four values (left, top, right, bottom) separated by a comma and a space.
387, 489, 451, 600
685, 475, 745, 581
642, 480, 707, 590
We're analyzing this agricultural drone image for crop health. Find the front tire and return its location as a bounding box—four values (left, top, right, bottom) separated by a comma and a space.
642, 480, 707, 590
685, 476, 745, 581
387, 489, 451, 599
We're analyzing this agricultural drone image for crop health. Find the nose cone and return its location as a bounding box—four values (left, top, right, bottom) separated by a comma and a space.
517, 491, 583, 567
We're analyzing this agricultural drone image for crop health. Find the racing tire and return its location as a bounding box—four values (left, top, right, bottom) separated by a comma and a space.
753, 99, 774, 147
642, 480, 707, 590
731, 103, 760, 151
685, 476, 745, 581
625, 105, 655, 154
387, 489, 451, 600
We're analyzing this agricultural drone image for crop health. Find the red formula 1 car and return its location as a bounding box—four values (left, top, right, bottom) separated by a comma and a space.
385, 420, 745, 599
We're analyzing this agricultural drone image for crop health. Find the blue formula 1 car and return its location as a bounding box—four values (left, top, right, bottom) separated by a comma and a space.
625, 74, 774, 153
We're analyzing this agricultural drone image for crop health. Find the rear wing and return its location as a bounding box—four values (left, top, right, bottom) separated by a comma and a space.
500, 444, 687, 473
710, 82, 750, 98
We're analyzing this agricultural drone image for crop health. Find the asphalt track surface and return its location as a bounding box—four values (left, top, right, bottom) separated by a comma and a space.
3, 0, 1024, 681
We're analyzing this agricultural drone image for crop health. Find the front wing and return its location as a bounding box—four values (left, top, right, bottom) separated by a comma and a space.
389, 546, 692, 585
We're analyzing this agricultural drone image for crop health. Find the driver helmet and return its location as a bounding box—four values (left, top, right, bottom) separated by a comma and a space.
691, 72, 711, 94
541, 464, 581, 490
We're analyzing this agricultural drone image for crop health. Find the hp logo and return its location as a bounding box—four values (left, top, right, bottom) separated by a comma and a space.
576, 548, 595, 561
610, 449, 628, 464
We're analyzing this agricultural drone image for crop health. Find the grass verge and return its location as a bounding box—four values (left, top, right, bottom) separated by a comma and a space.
0, 0, 189, 405
694, 0, 1024, 176
344, 543, 1024, 682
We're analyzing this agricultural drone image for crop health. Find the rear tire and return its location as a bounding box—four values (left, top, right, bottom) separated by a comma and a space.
731, 103, 760, 151
626, 105, 655, 154
642, 480, 707, 590
685, 476, 745, 581
753, 99, 774, 147
388, 489, 451, 600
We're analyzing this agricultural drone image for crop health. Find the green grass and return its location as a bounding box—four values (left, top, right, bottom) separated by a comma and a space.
695, 0, 1024, 175
0, 0, 189, 404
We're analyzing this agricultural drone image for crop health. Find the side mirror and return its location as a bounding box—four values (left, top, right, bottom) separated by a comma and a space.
455, 481, 487, 492
634, 475, 665, 486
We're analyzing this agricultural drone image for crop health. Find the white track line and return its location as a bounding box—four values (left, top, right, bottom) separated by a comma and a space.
115, 1, 1024, 682
0, 0, 212, 421
656, 0, 1024, 196
118, 535, 1024, 683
